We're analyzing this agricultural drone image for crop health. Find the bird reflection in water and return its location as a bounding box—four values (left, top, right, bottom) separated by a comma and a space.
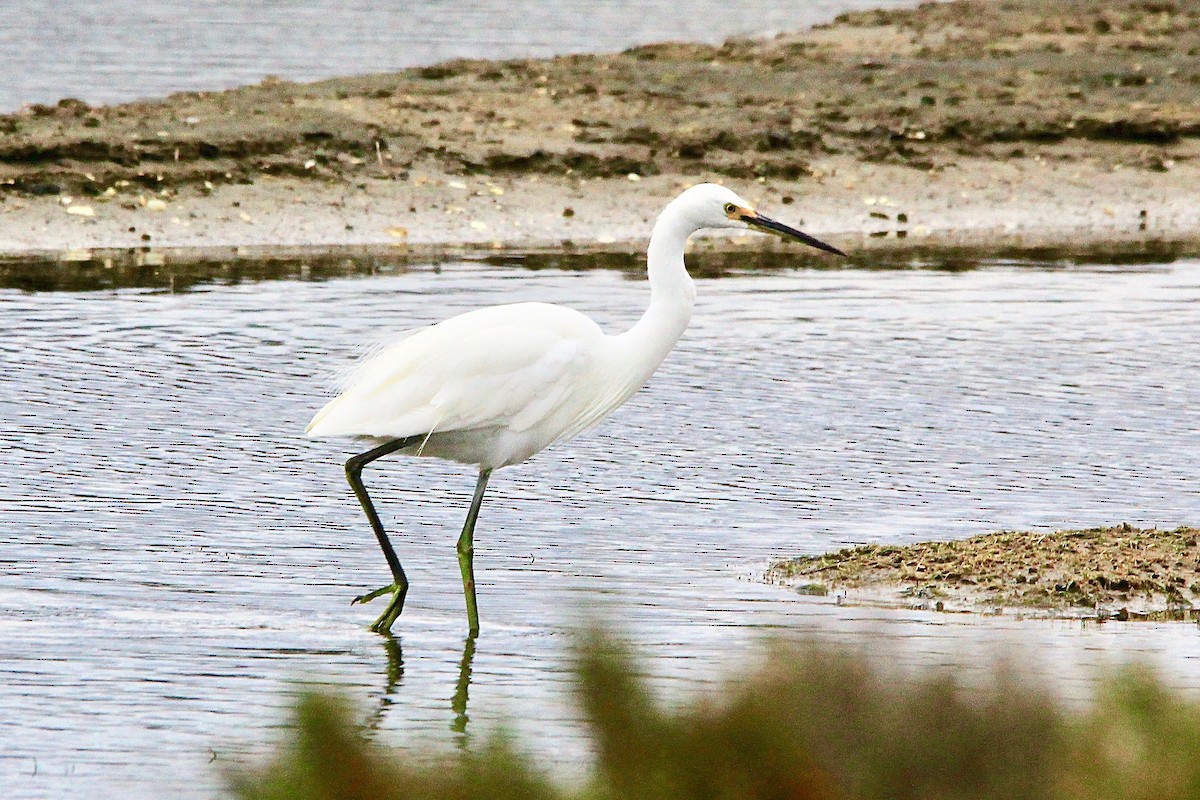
451, 636, 476, 747
363, 633, 479, 747
363, 634, 406, 735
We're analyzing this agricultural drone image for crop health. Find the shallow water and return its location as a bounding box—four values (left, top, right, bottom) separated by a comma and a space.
2, 253, 1200, 798
1, 0, 915, 111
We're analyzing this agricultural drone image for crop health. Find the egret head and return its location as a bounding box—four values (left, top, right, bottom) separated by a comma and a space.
674, 183, 846, 257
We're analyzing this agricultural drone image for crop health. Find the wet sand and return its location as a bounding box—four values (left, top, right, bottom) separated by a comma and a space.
3, 0, 1200, 254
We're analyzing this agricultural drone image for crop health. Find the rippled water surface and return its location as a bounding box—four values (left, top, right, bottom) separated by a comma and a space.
2, 253, 1200, 798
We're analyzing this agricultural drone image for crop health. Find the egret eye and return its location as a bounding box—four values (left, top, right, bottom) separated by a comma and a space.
723, 203, 738, 215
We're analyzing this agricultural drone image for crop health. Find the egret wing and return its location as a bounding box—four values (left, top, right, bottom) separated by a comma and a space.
548, 364, 644, 445
306, 302, 605, 439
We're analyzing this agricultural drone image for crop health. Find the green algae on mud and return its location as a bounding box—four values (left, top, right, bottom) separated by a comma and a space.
4, 235, 1199, 293
768, 525, 1200, 621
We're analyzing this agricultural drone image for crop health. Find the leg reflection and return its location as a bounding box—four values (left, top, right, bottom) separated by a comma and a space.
451, 635, 477, 747
364, 634, 405, 734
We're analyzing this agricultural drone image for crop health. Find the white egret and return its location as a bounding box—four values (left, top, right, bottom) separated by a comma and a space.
306, 183, 845, 635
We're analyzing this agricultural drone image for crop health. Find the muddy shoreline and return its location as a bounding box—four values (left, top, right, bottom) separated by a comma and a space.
4, 0, 1200, 254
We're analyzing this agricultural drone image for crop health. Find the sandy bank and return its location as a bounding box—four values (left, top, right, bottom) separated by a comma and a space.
3, 0, 1200, 255
2, 156, 1199, 257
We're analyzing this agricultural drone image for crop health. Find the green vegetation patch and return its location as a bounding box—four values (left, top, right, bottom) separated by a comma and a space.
231, 629, 1200, 800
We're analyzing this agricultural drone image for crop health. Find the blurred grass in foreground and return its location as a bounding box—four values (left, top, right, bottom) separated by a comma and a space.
231, 629, 1200, 800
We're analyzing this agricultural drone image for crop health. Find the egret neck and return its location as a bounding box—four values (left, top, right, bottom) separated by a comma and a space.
617, 199, 698, 380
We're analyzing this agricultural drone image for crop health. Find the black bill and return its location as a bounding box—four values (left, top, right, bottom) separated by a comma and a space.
742, 212, 847, 257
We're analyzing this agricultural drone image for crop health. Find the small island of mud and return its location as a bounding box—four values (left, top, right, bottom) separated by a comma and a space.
767, 525, 1200, 621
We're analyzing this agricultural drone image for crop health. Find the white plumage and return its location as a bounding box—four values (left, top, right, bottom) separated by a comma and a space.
307, 301, 625, 466
305, 183, 844, 635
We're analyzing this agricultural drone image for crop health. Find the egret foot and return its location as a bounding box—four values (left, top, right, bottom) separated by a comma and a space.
352, 582, 408, 634
352, 583, 398, 605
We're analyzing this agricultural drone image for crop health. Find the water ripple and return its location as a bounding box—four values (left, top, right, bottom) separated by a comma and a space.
1, 259, 1199, 798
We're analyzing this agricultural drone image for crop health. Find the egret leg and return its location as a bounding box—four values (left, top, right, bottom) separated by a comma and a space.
457, 468, 492, 637
343, 435, 424, 634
